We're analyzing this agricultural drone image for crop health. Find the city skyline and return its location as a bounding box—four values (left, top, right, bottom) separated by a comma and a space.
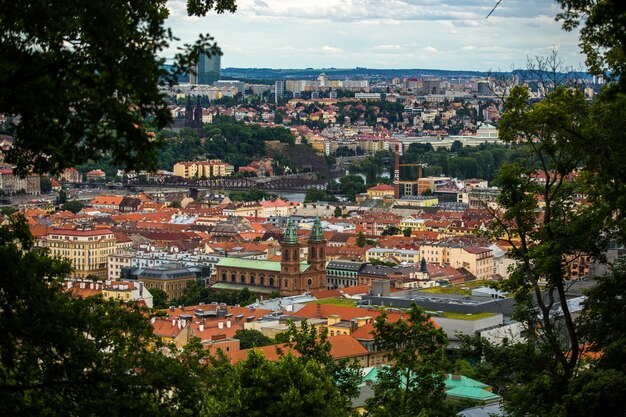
165, 0, 585, 72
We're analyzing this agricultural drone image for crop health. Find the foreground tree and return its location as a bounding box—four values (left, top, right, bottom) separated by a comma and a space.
0, 217, 207, 416
202, 350, 354, 417
0, 0, 236, 175
366, 306, 453, 417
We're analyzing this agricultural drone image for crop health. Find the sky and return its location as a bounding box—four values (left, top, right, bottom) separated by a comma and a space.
164, 0, 584, 72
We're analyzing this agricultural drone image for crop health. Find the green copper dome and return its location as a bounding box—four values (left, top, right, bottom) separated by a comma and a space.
283, 218, 299, 246
309, 216, 325, 243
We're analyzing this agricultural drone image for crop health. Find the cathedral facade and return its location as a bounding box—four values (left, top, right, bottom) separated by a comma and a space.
214, 218, 327, 296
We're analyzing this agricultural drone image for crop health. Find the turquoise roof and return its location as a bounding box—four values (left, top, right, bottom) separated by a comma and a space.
444, 374, 489, 390
309, 216, 325, 243
283, 218, 299, 246
216, 257, 310, 273
446, 386, 501, 402
359, 368, 500, 403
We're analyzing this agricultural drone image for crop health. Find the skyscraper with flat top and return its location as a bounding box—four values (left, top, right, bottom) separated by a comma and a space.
190, 53, 221, 85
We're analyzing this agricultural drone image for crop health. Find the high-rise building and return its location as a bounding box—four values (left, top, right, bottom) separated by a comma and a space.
190, 53, 221, 85
274, 80, 284, 103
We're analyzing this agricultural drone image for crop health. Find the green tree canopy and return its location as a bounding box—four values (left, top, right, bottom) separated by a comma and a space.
0, 217, 208, 416
367, 305, 453, 417
0, 0, 236, 175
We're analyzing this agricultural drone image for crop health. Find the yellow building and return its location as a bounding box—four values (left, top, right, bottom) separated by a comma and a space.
102, 281, 135, 302
366, 183, 396, 199
173, 160, 234, 179
399, 218, 427, 232
40, 229, 117, 279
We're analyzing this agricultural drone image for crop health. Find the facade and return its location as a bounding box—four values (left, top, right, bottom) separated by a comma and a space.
102, 280, 154, 308
214, 217, 328, 296
274, 80, 284, 103
137, 263, 198, 300
365, 248, 421, 264
86, 169, 106, 181
366, 183, 395, 199
60, 167, 83, 183
417, 176, 451, 195
0, 169, 41, 195
326, 260, 366, 288
173, 160, 234, 179
191, 53, 221, 85
40, 229, 117, 279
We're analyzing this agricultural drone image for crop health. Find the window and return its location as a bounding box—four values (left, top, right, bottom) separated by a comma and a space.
231, 273, 236, 283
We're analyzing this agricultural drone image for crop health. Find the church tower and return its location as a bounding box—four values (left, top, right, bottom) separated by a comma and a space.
307, 217, 327, 272
280, 218, 300, 276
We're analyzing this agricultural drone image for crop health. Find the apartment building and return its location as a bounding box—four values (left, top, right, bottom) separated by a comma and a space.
40, 229, 117, 279
173, 160, 234, 179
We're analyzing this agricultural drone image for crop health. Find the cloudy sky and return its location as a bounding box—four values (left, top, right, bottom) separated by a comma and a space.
164, 0, 584, 71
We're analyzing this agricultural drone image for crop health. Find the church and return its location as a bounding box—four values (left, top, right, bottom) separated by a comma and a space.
213, 218, 327, 296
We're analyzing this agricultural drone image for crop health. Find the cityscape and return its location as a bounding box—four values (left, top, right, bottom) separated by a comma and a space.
0, 1, 624, 417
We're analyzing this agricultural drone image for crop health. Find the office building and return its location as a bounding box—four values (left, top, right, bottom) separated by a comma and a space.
275, 80, 284, 103
190, 53, 221, 85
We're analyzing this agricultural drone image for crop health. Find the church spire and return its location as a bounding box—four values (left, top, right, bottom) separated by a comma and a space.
309, 216, 325, 243
283, 218, 299, 246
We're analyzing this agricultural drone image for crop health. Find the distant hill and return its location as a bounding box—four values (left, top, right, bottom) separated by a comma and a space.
266, 142, 333, 179
219, 67, 590, 84
221, 67, 490, 81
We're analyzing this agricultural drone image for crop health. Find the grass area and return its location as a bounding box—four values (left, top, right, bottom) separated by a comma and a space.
420, 280, 494, 296
438, 311, 496, 320
308, 298, 357, 307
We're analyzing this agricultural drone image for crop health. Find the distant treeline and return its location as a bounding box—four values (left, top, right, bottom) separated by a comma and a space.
156, 116, 295, 170
349, 142, 525, 183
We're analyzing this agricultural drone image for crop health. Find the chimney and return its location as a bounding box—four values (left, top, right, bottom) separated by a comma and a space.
177, 320, 182, 329
394, 144, 400, 199
172, 319, 176, 327
226, 320, 231, 328
66, 280, 72, 289
218, 322, 224, 329
199, 324, 204, 332
150, 317, 156, 324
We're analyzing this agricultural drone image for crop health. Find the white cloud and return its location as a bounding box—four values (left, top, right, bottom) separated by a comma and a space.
321, 45, 343, 53
373, 44, 403, 50
163, 0, 583, 70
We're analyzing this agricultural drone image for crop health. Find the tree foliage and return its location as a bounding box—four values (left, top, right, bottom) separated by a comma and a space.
233, 329, 273, 349
0, 216, 208, 416
0, 0, 236, 175
367, 306, 453, 417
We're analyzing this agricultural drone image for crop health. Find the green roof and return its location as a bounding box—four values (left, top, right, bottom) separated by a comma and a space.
211, 282, 278, 294
446, 386, 501, 402
309, 216, 325, 243
283, 218, 299, 246
216, 257, 310, 273
445, 374, 489, 389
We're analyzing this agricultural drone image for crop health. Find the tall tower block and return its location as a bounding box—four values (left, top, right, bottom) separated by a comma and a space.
394, 144, 400, 199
